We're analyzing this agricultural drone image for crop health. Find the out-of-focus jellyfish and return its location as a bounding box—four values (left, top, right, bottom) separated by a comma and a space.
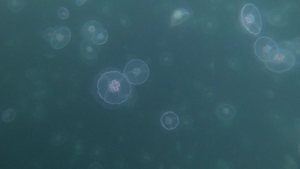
51, 27, 71, 49
7, 0, 25, 12
267, 9, 288, 27
80, 39, 100, 65
51, 131, 68, 147
43, 28, 55, 42
88, 162, 104, 169
92, 28, 108, 45
74, 140, 85, 155
123, 59, 149, 85
180, 115, 194, 130
254, 36, 279, 62
199, 16, 218, 34
159, 52, 173, 66
293, 37, 300, 55
160, 111, 179, 130
228, 57, 241, 70
140, 152, 154, 164
75, 0, 87, 6
240, 3, 262, 35
170, 8, 190, 26
82, 20, 102, 39
58, 7, 69, 20
2, 108, 16, 122
216, 104, 236, 121
264, 49, 295, 73
95, 71, 131, 105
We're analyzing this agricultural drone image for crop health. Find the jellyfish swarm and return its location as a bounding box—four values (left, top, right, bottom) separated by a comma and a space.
170, 8, 190, 27
240, 3, 262, 35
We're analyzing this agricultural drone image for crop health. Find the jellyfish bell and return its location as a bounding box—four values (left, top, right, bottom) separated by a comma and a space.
170, 8, 190, 27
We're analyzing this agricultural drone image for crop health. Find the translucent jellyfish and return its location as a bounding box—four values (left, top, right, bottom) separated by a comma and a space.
267, 9, 288, 27
180, 115, 194, 130
51, 27, 71, 49
228, 57, 241, 70
82, 20, 102, 39
96, 71, 131, 104
74, 140, 85, 155
240, 3, 262, 35
216, 104, 236, 121
254, 36, 279, 62
51, 131, 68, 147
264, 49, 295, 73
58, 7, 69, 20
43, 28, 55, 42
159, 52, 173, 66
75, 0, 87, 6
170, 8, 190, 26
80, 39, 100, 65
293, 37, 300, 55
2, 108, 16, 122
88, 162, 104, 169
92, 28, 108, 45
199, 16, 218, 34
160, 111, 179, 130
124, 59, 149, 85
7, 0, 25, 12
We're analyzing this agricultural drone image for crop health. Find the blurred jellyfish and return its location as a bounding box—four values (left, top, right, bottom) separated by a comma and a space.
199, 16, 218, 34
43, 28, 55, 42
159, 52, 174, 66
216, 104, 236, 121
180, 115, 194, 130
92, 27, 108, 45
2, 108, 16, 122
228, 57, 241, 70
240, 3, 262, 35
170, 8, 190, 26
75, 0, 87, 6
267, 9, 288, 27
80, 39, 100, 65
88, 162, 104, 169
254, 36, 279, 62
51, 27, 71, 49
7, 0, 25, 12
264, 49, 295, 73
82, 20, 102, 39
58, 7, 69, 20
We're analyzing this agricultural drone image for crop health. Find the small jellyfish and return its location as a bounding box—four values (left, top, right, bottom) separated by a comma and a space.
96, 71, 131, 104
160, 111, 179, 130
51, 27, 71, 49
43, 27, 55, 42
267, 9, 288, 27
58, 7, 69, 20
82, 20, 102, 39
170, 8, 190, 26
216, 104, 236, 121
159, 52, 173, 66
92, 27, 108, 45
2, 108, 16, 122
88, 162, 104, 169
292, 37, 300, 55
199, 16, 218, 34
75, 0, 87, 6
228, 57, 241, 70
124, 59, 149, 85
264, 49, 295, 73
180, 115, 194, 130
7, 0, 25, 12
254, 36, 279, 62
240, 3, 262, 35
79, 39, 100, 65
